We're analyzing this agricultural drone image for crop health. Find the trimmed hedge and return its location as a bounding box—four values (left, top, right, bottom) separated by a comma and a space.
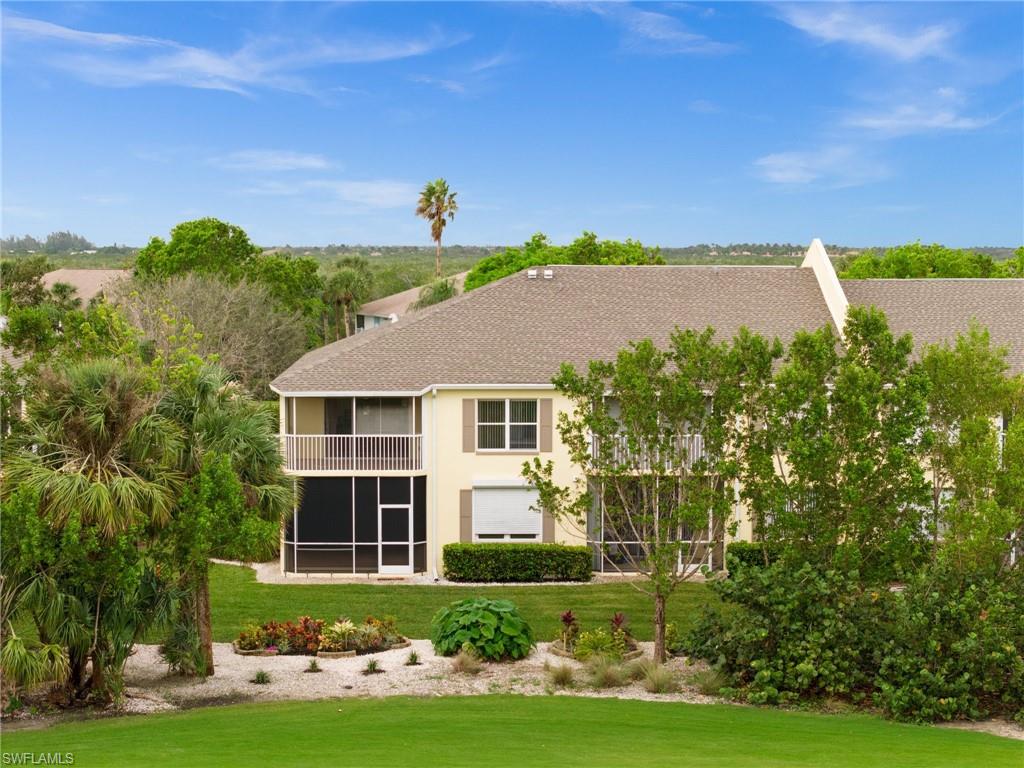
443, 543, 593, 583
726, 541, 782, 570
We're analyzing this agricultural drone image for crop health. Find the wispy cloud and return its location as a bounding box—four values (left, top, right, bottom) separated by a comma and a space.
843, 88, 1001, 137
777, 4, 955, 61
211, 150, 332, 172
411, 47, 514, 96
409, 74, 467, 95
754, 145, 889, 188
240, 178, 418, 210
3, 13, 468, 96
591, 4, 735, 55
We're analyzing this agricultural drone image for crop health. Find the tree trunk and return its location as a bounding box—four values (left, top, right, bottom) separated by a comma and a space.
653, 590, 667, 663
88, 652, 106, 702
196, 571, 215, 677
342, 303, 351, 339
435, 239, 442, 279
334, 300, 342, 340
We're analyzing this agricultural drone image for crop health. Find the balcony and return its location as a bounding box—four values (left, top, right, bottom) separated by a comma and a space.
594, 433, 705, 472
282, 433, 423, 473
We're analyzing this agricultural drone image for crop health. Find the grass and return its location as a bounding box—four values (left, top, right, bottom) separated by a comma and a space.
209, 563, 711, 642
3, 696, 1018, 768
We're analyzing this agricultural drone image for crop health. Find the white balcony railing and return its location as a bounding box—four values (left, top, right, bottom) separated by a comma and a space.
282, 434, 423, 472
595, 433, 705, 472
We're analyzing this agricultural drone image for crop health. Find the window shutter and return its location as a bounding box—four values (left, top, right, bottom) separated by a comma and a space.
460, 489, 473, 542
472, 488, 542, 538
543, 509, 555, 542
462, 399, 475, 452
539, 398, 553, 452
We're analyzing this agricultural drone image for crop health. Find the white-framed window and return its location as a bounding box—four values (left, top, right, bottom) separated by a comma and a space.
473, 486, 542, 541
477, 399, 538, 451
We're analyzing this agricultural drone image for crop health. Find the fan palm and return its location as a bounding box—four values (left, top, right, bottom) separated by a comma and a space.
415, 178, 458, 278
323, 266, 370, 340
158, 363, 291, 675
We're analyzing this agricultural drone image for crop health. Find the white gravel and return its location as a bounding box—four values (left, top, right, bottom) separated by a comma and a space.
120, 640, 720, 714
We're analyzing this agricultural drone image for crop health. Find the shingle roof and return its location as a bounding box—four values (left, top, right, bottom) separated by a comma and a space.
273, 265, 835, 393
358, 272, 469, 320
841, 279, 1024, 374
42, 269, 128, 303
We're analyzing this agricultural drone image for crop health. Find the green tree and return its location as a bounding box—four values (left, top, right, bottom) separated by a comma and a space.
839, 242, 997, 279
523, 329, 747, 662
464, 232, 664, 291
0, 255, 51, 310
323, 263, 371, 340
738, 307, 932, 581
157, 364, 291, 676
411, 277, 459, 310
1, 360, 182, 702
134, 218, 261, 281
415, 178, 458, 278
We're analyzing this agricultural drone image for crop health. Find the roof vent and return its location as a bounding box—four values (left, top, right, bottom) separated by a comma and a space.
543, 268, 554, 280
527, 269, 538, 279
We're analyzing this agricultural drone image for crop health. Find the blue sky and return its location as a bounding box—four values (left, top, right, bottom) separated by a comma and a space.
2, 2, 1022, 248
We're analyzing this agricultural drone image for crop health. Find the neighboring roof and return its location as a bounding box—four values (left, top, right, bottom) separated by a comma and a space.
1, 344, 26, 371
274, 265, 834, 393
358, 272, 469, 320
42, 269, 128, 303
841, 278, 1024, 374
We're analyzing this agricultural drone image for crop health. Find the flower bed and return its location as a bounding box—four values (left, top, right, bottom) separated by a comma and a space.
233, 615, 408, 658
551, 610, 643, 662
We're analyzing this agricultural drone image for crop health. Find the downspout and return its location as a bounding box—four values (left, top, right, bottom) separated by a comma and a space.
430, 385, 439, 581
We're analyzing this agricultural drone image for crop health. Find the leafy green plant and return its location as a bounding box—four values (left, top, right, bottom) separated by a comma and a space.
573, 628, 624, 662
405, 651, 421, 666
235, 622, 268, 651
318, 619, 357, 652
250, 670, 271, 685
362, 658, 383, 675
431, 598, 534, 661
304, 659, 321, 674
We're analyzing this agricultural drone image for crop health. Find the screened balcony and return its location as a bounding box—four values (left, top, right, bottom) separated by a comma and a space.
281, 396, 423, 473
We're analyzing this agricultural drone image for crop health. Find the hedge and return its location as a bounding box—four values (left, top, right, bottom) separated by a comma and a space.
726, 541, 782, 571
443, 543, 593, 583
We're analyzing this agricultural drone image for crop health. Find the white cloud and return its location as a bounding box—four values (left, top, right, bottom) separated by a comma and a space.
409, 74, 467, 95
754, 145, 889, 187
845, 104, 997, 137
3, 13, 468, 96
212, 150, 332, 172
589, 4, 735, 55
777, 4, 954, 61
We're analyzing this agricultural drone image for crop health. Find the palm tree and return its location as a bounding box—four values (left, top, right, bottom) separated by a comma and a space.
3, 359, 183, 700
323, 265, 371, 340
158, 363, 291, 676
415, 178, 458, 278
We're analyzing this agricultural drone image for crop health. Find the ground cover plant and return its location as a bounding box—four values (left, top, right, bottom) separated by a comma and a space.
7, 696, 1015, 768
431, 598, 534, 661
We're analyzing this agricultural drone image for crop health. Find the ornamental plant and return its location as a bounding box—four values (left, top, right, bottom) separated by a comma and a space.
431, 598, 534, 661
559, 610, 580, 651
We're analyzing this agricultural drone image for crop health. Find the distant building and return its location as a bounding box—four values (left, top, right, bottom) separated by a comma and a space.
356, 272, 468, 332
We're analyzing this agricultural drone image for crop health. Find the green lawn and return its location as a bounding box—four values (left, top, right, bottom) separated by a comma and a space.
209, 563, 711, 642
5, 696, 1019, 767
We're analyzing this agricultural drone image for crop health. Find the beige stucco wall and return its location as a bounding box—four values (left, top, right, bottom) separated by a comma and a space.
423, 388, 585, 574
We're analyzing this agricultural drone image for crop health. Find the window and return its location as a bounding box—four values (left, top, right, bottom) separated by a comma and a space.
473, 487, 541, 541
477, 399, 538, 451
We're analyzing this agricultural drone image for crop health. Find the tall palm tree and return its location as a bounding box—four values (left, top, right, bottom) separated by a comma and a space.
415, 178, 458, 278
158, 363, 291, 676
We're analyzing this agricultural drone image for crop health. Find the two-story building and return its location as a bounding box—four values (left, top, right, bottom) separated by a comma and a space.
270, 241, 1023, 577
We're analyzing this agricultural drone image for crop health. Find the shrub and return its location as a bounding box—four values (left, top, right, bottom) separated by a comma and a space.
725, 541, 782, 571
235, 621, 268, 651
574, 628, 625, 662
363, 658, 383, 675
405, 651, 420, 666
586, 656, 626, 689
250, 670, 271, 685
442, 543, 592, 583
873, 565, 1024, 722
642, 664, 679, 694
623, 657, 653, 682
684, 562, 889, 704
451, 646, 483, 675
545, 661, 575, 688
431, 598, 534, 661
318, 619, 358, 652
